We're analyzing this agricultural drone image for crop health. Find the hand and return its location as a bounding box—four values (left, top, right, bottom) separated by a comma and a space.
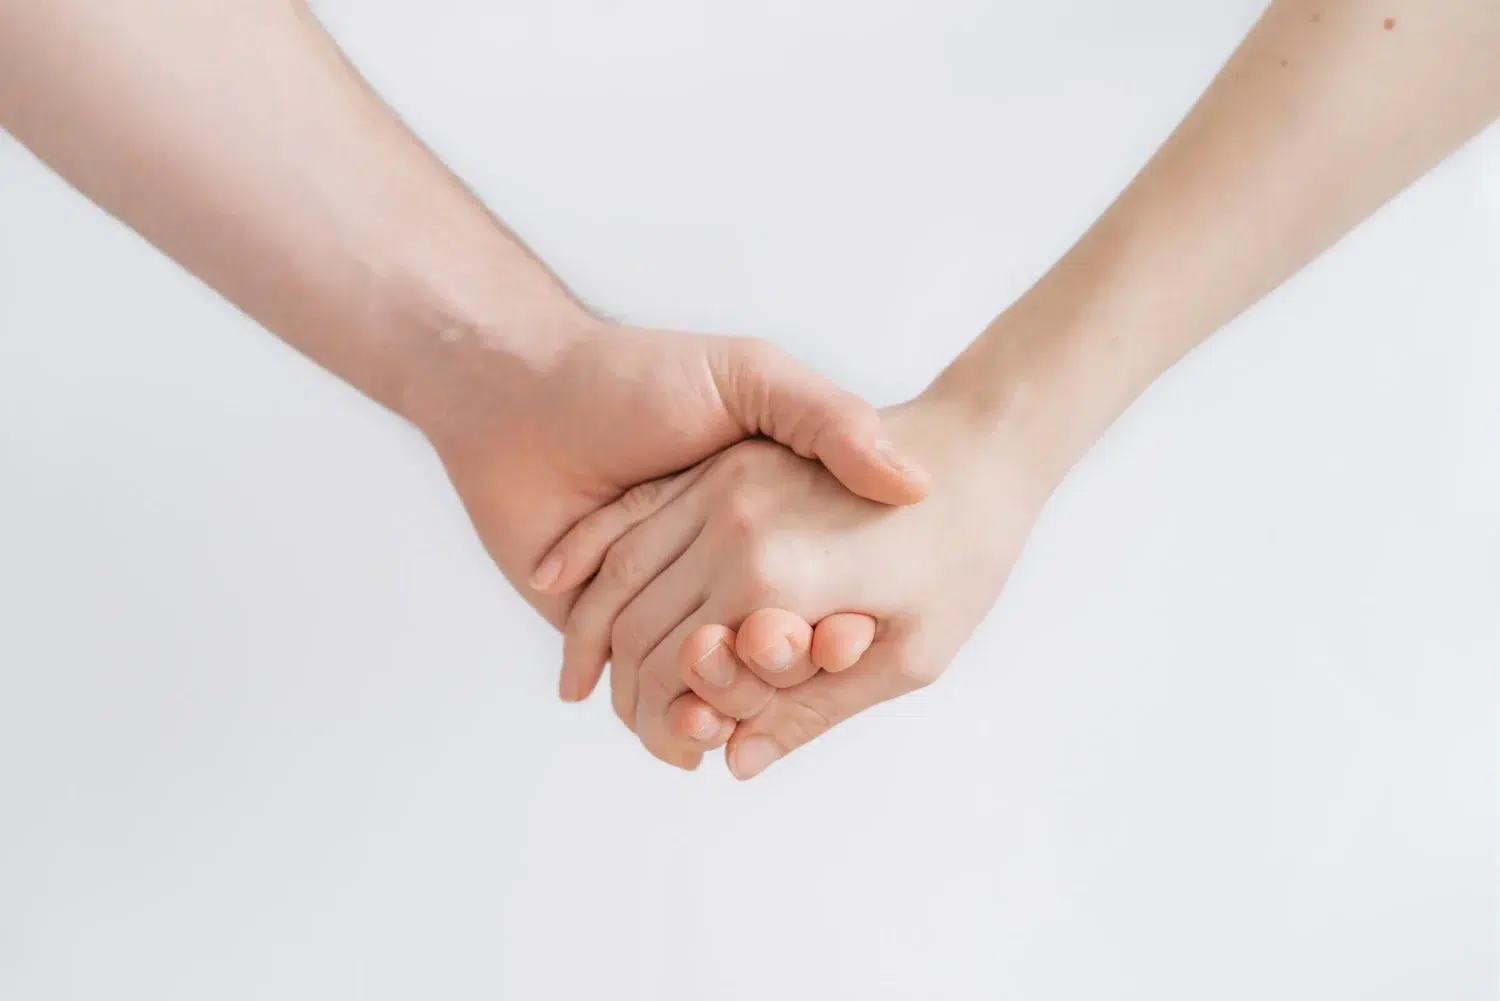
534, 386, 1061, 774
413, 314, 930, 673
667, 606, 879, 755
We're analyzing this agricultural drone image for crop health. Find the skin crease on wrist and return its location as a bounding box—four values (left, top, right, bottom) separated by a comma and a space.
535, 0, 1500, 778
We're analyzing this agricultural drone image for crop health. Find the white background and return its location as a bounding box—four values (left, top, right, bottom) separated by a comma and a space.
2, 2, 1496, 998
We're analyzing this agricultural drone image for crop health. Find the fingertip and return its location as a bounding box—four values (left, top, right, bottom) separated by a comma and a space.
559, 668, 581, 702
810, 613, 877, 672
561, 645, 607, 706
734, 608, 812, 666
823, 429, 932, 507
529, 551, 566, 592
727, 733, 784, 781
578, 664, 607, 701
671, 750, 704, 771
534, 543, 596, 595
533, 519, 621, 598
678, 624, 737, 680
648, 738, 704, 771
667, 692, 734, 749
870, 453, 932, 505
873, 440, 932, 495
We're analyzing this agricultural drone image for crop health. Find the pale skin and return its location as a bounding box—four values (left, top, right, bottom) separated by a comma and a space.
0, 0, 932, 766
5, 1, 1498, 779
534, 0, 1500, 778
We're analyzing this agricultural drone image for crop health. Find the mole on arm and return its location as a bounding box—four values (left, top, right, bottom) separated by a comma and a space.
1384, 17, 1396, 30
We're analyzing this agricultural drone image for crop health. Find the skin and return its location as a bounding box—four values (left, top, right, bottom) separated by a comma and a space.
0, 0, 932, 766
535, 0, 1500, 777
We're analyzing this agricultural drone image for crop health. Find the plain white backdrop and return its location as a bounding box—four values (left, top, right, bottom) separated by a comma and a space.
2, 2, 1496, 998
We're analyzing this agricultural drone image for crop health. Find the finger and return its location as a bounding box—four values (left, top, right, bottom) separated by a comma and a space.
605, 561, 709, 737
610, 656, 637, 733
559, 490, 706, 702
664, 691, 735, 752
809, 613, 877, 672
633, 595, 736, 763
724, 639, 917, 781
644, 737, 704, 772
606, 558, 708, 745
732, 608, 820, 689
613, 618, 719, 777
529, 464, 709, 595
677, 624, 776, 721
710, 337, 931, 507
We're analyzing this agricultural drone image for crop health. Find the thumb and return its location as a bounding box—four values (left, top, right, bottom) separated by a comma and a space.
712, 337, 930, 506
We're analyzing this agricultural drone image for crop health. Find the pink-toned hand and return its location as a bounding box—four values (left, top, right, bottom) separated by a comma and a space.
424, 319, 930, 674
662, 608, 875, 750
533, 391, 1058, 776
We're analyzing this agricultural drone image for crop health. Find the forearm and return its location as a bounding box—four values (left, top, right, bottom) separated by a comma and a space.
0, 0, 582, 422
936, 0, 1500, 480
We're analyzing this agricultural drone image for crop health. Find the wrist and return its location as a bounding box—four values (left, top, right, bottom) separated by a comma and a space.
240, 86, 599, 441
920, 224, 1196, 492
397, 301, 603, 451
916, 322, 1099, 494
915, 311, 1123, 494
390, 284, 595, 438
357, 221, 601, 445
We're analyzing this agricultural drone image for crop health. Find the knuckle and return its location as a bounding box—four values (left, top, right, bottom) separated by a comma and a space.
711, 446, 754, 487
617, 478, 663, 518
731, 687, 776, 721
735, 538, 795, 607
600, 543, 639, 589
711, 440, 777, 487
720, 491, 761, 537
890, 647, 941, 691
635, 660, 680, 702
733, 335, 780, 369
610, 613, 647, 666
773, 698, 835, 749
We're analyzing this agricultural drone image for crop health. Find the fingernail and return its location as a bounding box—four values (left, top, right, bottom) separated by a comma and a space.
750, 637, 794, 673
558, 670, 580, 702
529, 553, 563, 590
692, 710, 720, 740
874, 439, 926, 480
692, 641, 737, 687
731, 736, 783, 779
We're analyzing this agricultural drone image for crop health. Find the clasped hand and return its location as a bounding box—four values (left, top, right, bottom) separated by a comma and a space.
529, 387, 1056, 779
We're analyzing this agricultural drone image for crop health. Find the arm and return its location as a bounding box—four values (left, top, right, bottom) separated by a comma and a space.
0, 0, 928, 640
532, 0, 1500, 774
0, 0, 569, 418
934, 0, 1500, 483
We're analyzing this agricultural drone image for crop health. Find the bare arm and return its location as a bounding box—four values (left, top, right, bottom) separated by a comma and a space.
530, 0, 1500, 775
940, 0, 1500, 479
0, 0, 572, 417
0, 0, 927, 643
